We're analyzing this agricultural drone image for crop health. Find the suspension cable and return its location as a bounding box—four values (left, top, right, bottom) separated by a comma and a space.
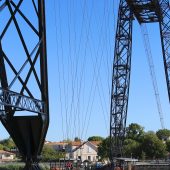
140, 24, 165, 129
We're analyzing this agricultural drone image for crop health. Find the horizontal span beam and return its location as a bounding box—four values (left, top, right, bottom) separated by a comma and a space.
126, 0, 161, 23
0, 89, 45, 114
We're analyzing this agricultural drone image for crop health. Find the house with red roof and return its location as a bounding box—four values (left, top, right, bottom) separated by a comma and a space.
66, 141, 101, 162
45, 140, 101, 162
0, 150, 15, 161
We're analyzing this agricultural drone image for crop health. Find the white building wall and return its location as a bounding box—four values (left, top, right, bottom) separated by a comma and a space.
48, 141, 99, 163
1, 154, 14, 160
70, 142, 98, 162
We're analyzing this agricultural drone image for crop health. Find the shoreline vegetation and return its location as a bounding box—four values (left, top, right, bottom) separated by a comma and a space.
0, 162, 49, 170
1, 123, 170, 169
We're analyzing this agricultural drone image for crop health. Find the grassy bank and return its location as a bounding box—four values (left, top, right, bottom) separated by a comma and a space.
0, 162, 50, 170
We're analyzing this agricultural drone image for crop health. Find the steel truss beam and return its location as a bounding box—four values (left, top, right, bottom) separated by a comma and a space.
0, 89, 45, 114
0, 0, 49, 169
111, 0, 170, 163
126, 0, 160, 23
159, 0, 170, 103
110, 0, 133, 161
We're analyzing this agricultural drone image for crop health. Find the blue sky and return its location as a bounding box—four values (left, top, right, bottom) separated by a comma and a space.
1, 0, 170, 142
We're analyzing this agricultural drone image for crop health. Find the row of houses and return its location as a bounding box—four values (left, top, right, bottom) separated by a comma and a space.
0, 140, 101, 162
45, 140, 101, 162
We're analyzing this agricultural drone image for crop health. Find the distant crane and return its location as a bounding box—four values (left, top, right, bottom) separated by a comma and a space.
110, 0, 170, 161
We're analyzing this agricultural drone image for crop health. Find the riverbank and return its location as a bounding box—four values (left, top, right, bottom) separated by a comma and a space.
0, 162, 50, 170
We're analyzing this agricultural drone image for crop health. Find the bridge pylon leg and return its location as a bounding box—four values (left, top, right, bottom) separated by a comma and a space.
110, 0, 133, 161
24, 160, 41, 170
159, 0, 170, 103
0, 0, 49, 169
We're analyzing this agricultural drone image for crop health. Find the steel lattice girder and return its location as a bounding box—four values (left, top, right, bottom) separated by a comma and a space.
0, 89, 45, 114
111, 0, 170, 161
159, 0, 170, 103
0, 0, 49, 169
126, 0, 161, 23
110, 0, 133, 160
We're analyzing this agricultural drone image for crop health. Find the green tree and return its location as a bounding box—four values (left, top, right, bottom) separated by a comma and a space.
62, 139, 71, 142
74, 137, 81, 142
156, 129, 170, 141
98, 137, 110, 160
42, 145, 65, 161
0, 144, 4, 150
0, 137, 15, 150
141, 151, 146, 161
88, 136, 104, 141
123, 139, 141, 158
126, 123, 144, 141
166, 140, 170, 152
141, 132, 167, 159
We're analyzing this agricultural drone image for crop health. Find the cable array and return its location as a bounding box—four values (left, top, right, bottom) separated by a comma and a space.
141, 24, 165, 129
52, 0, 115, 141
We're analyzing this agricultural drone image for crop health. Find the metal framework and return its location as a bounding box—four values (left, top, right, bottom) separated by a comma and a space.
110, 0, 170, 161
0, 0, 49, 169
110, 0, 133, 160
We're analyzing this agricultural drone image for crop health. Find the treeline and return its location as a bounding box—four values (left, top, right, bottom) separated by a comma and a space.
42, 145, 65, 161
0, 137, 65, 161
98, 123, 170, 160
2, 124, 170, 161
0, 137, 16, 151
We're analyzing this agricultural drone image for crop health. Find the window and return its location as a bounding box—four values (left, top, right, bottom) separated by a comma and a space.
88, 147, 92, 153
88, 156, 91, 161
